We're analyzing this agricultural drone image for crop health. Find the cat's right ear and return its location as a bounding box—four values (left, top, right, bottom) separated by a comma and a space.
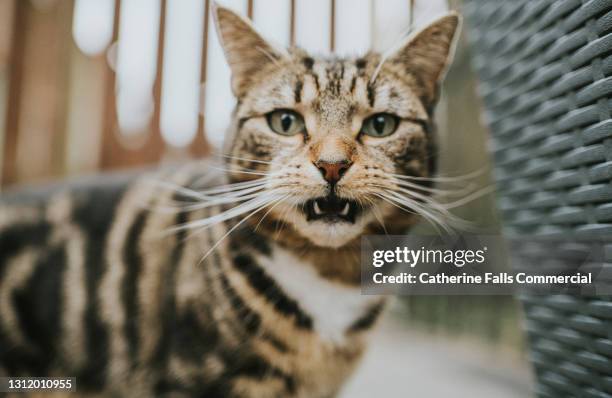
212, 3, 287, 97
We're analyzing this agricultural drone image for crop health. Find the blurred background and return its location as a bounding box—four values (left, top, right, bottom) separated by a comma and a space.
0, 0, 532, 396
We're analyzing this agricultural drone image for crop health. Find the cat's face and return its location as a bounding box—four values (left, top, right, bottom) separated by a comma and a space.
215, 6, 459, 248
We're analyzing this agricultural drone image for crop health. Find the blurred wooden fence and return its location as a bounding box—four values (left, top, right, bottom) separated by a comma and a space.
0, 0, 449, 187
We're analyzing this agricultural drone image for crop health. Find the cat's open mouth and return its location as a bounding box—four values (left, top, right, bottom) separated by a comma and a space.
303, 195, 360, 223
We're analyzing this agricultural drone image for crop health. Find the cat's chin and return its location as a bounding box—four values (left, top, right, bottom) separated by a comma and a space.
300, 220, 363, 248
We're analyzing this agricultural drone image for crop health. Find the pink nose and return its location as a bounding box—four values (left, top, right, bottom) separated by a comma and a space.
314, 160, 352, 184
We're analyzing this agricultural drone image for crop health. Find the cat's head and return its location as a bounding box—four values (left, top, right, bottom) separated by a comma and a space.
214, 5, 460, 248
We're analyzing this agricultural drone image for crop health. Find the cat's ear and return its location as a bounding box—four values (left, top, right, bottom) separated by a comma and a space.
387, 12, 461, 103
212, 4, 286, 97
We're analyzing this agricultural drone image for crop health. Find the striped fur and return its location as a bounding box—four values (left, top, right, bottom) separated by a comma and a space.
0, 167, 372, 397
0, 7, 459, 398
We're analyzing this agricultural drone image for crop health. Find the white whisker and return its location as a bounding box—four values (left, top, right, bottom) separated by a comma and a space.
217, 152, 274, 165
364, 196, 388, 235
147, 179, 215, 202
393, 178, 478, 198
209, 165, 272, 177
154, 191, 270, 213
197, 195, 286, 264
196, 184, 268, 200
389, 167, 489, 183
165, 192, 285, 234
378, 192, 449, 234
197, 178, 269, 195
253, 194, 291, 232
440, 185, 496, 209
383, 189, 465, 223
274, 201, 296, 239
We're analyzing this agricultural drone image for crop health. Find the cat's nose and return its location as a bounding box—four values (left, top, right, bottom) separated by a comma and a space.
314, 160, 352, 184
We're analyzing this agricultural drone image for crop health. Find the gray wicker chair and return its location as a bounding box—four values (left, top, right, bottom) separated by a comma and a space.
465, 1, 612, 396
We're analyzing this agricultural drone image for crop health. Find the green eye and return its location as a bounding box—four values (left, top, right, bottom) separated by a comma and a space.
266, 109, 305, 136
361, 113, 399, 138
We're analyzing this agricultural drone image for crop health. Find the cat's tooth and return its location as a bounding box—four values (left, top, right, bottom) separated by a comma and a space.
341, 202, 350, 216
314, 201, 324, 215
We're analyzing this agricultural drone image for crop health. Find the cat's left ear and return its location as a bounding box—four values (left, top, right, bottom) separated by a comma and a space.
212, 3, 287, 97
386, 12, 461, 104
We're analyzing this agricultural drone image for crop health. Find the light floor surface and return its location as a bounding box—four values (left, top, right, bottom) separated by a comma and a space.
340, 314, 534, 398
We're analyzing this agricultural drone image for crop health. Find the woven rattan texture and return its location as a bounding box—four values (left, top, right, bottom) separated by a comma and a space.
465, 1, 612, 396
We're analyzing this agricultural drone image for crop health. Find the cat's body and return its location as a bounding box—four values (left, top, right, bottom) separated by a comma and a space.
0, 6, 459, 397
0, 166, 381, 397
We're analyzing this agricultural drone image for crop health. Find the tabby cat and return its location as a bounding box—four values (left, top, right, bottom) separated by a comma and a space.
0, 5, 459, 397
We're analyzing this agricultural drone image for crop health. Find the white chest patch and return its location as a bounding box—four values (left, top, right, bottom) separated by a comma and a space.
255, 247, 380, 344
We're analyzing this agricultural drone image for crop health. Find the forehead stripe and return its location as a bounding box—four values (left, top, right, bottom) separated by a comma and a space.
367, 83, 375, 107
294, 79, 303, 104
309, 72, 320, 92
350, 76, 357, 94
